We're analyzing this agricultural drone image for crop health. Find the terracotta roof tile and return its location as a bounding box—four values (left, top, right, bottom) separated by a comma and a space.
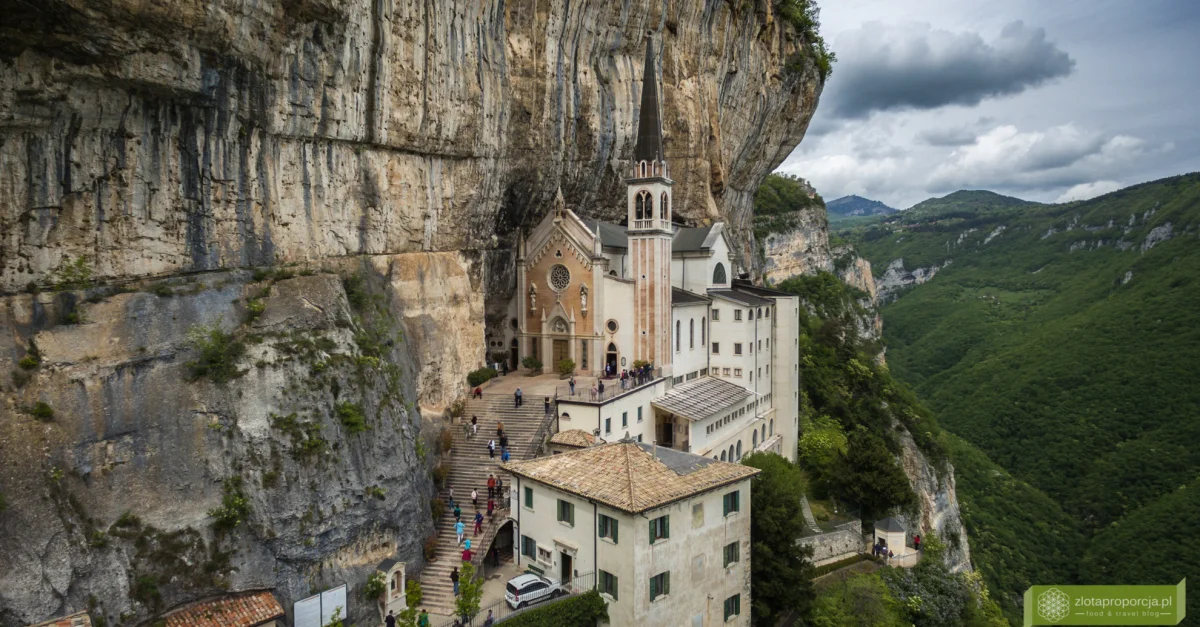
163, 591, 284, 627
28, 612, 92, 627
550, 429, 598, 448
504, 441, 758, 513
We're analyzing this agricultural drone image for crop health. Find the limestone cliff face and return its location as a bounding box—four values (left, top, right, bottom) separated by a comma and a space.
876, 258, 947, 305
0, 0, 824, 295
0, 255, 485, 626
897, 428, 972, 573
761, 204, 832, 283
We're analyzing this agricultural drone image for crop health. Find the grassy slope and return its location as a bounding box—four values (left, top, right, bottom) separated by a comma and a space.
840, 174, 1200, 623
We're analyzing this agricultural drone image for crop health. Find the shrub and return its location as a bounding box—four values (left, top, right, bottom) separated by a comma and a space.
430, 497, 445, 521
185, 325, 246, 383
18, 355, 40, 370
448, 398, 466, 418
208, 477, 251, 532
343, 273, 371, 311
364, 571, 387, 599
152, 284, 174, 298
336, 402, 367, 434
423, 534, 438, 560
438, 428, 454, 453
132, 575, 162, 607
432, 464, 450, 486
366, 485, 387, 500
631, 359, 649, 368
467, 367, 498, 387
52, 256, 94, 290
29, 402, 54, 421
245, 298, 266, 321
556, 358, 575, 376
497, 589, 610, 626
522, 356, 543, 371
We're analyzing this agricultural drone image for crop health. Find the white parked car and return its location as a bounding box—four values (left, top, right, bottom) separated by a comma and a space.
504, 573, 564, 609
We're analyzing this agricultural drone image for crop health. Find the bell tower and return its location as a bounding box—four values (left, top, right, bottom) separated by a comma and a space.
627, 35, 674, 376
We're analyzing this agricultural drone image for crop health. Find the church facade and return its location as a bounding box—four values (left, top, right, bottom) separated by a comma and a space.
500, 40, 799, 464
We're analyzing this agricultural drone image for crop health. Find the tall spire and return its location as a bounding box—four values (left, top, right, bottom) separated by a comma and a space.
633, 35, 664, 164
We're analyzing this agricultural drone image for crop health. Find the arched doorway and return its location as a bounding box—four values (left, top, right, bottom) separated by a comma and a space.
510, 338, 519, 371
606, 342, 618, 373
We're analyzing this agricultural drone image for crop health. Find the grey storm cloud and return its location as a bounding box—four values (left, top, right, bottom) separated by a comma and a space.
826, 21, 1075, 118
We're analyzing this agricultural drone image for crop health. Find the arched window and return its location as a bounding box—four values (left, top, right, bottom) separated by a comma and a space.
640, 160, 648, 177
769, 419, 774, 437
675, 320, 681, 352
635, 190, 649, 220
712, 262, 727, 285
689, 319, 695, 349
701, 317, 706, 345
753, 431, 759, 448
660, 192, 668, 219
728, 445, 735, 461
761, 425, 767, 442
720, 451, 727, 461
736, 440, 742, 460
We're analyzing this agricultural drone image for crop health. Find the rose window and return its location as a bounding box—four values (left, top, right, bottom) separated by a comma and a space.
549, 264, 571, 291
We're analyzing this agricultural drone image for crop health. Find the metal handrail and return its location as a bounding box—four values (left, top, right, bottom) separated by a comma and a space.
554, 368, 662, 405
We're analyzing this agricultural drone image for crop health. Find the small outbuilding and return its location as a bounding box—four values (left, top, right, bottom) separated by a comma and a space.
874, 517, 907, 554
549, 429, 600, 454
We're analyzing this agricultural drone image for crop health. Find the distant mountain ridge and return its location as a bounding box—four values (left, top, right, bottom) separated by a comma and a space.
826, 195, 897, 219
903, 189, 1040, 220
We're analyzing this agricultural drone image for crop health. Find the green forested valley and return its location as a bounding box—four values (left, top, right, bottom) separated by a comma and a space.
838, 174, 1200, 623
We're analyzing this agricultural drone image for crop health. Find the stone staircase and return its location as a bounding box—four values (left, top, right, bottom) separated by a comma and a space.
420, 392, 550, 614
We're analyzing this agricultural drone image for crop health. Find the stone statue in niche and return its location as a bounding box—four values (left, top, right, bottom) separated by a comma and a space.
554, 318, 568, 333
529, 283, 537, 309
580, 285, 588, 310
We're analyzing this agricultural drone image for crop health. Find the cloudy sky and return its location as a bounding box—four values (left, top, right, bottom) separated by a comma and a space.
777, 0, 1200, 208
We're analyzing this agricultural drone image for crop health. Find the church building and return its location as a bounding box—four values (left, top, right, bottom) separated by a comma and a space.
501, 39, 800, 465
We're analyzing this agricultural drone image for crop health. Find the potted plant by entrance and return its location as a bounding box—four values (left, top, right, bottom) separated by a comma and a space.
556, 358, 575, 379
522, 356, 543, 376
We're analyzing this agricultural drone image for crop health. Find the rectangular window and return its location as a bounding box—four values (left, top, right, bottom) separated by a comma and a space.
638, 434, 643, 442
537, 546, 553, 563
638, 407, 643, 422
605, 417, 611, 434
712, 309, 720, 321
650, 571, 671, 602
557, 499, 575, 526
758, 340, 762, 351
734, 343, 743, 355
750, 372, 753, 383
734, 309, 742, 321
599, 570, 619, 600
599, 514, 619, 543
723, 541, 740, 567
766, 308, 770, 318
734, 368, 741, 377
521, 535, 537, 559
622, 411, 628, 428
649, 515, 670, 544
700, 368, 708, 376
723, 368, 731, 376
524, 487, 534, 509
766, 365, 770, 375
723, 490, 741, 515
712, 342, 720, 354
758, 367, 763, 379
724, 594, 741, 620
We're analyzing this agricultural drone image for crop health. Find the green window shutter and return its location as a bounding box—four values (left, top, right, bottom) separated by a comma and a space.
649, 518, 655, 545
613, 519, 618, 544
650, 575, 658, 600
664, 571, 670, 595
525, 487, 532, 508
734, 490, 740, 512
664, 515, 670, 539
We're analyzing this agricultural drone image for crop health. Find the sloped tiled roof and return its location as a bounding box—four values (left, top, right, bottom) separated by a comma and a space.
875, 517, 907, 533
731, 280, 795, 298
672, 226, 713, 252
671, 287, 711, 306
163, 591, 284, 627
652, 377, 752, 421
583, 220, 629, 250
28, 612, 91, 627
504, 441, 758, 513
550, 429, 598, 448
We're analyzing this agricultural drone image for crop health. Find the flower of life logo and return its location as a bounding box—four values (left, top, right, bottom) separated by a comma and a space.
1038, 587, 1071, 623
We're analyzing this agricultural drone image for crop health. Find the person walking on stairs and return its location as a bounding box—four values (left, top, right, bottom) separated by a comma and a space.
569, 376, 576, 395
454, 503, 462, 523
470, 416, 478, 438
450, 566, 460, 596
418, 609, 429, 627
455, 519, 465, 545
447, 485, 455, 509
474, 509, 484, 536
487, 497, 495, 519
488, 439, 496, 459
499, 433, 508, 454
487, 474, 496, 499
514, 387, 523, 407
496, 421, 504, 438
471, 488, 479, 509
544, 397, 551, 417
